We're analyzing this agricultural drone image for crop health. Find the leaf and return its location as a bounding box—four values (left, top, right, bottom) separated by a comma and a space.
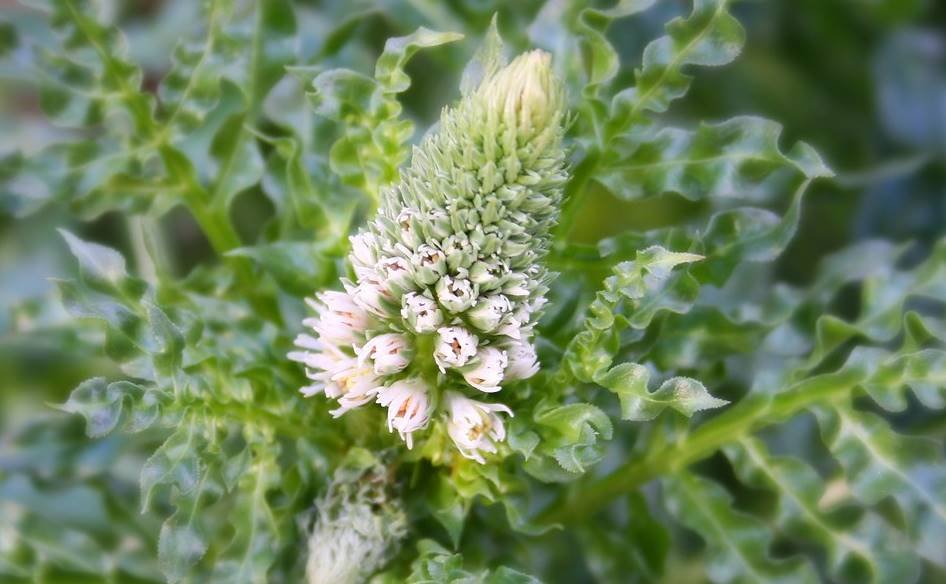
523, 401, 613, 480
59, 229, 130, 291
374, 28, 463, 93
460, 15, 504, 95
429, 475, 469, 548
663, 472, 818, 584
208, 114, 265, 209
211, 447, 281, 583
577, 492, 670, 583
815, 405, 946, 568
565, 245, 703, 382
140, 421, 202, 512
599, 117, 832, 202
228, 241, 336, 296
611, 0, 745, 130
725, 436, 920, 582
58, 378, 162, 437
405, 540, 542, 584
597, 363, 728, 421
309, 26, 460, 198
58, 377, 122, 437
159, 510, 209, 583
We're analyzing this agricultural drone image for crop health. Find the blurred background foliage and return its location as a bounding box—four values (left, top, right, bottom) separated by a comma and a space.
1, 0, 945, 582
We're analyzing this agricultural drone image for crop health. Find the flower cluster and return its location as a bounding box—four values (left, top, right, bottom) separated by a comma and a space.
290, 50, 566, 462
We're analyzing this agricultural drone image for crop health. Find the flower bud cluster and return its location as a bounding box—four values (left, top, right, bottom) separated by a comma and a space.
290, 50, 566, 463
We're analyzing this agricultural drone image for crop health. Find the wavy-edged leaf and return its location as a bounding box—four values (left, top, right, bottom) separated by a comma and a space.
310, 26, 461, 197
597, 363, 727, 421
599, 117, 832, 201
815, 405, 946, 568
565, 245, 703, 381
726, 436, 920, 582
610, 0, 745, 132
405, 540, 542, 584
664, 472, 818, 584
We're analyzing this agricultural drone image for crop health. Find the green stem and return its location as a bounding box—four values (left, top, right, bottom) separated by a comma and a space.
554, 148, 601, 242
537, 367, 866, 525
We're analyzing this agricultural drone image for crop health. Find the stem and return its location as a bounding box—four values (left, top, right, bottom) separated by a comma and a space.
537, 367, 866, 525
554, 148, 601, 242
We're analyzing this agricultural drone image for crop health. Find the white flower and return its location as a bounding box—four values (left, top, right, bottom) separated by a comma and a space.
504, 339, 539, 381
357, 333, 412, 375
376, 379, 432, 448
435, 275, 477, 313
412, 244, 446, 285
441, 234, 477, 270
469, 258, 508, 291
467, 294, 512, 333
289, 338, 353, 397
349, 231, 377, 270
329, 363, 383, 417
400, 292, 443, 333
377, 256, 413, 290
434, 326, 479, 371
348, 275, 393, 317
302, 291, 371, 347
462, 347, 508, 393
502, 272, 530, 297
497, 314, 524, 340
395, 208, 421, 247
444, 391, 513, 464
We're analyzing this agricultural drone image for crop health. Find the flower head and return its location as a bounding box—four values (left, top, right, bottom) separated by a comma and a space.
291, 46, 566, 460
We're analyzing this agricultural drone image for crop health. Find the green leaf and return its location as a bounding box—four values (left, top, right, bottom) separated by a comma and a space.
460, 15, 503, 96
58, 378, 162, 437
59, 229, 133, 293
228, 241, 336, 296
310, 26, 461, 197
611, 0, 745, 130
597, 363, 728, 421
140, 421, 202, 512
565, 245, 703, 381
405, 540, 542, 584
429, 475, 469, 548
599, 117, 832, 201
374, 28, 463, 93
815, 405, 946, 568
58, 377, 121, 438
664, 472, 818, 584
726, 436, 920, 582
208, 114, 265, 209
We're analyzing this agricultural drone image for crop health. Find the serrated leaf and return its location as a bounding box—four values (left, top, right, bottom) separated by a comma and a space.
59, 229, 128, 289
228, 241, 335, 296
374, 28, 463, 93
726, 436, 920, 582
664, 472, 818, 584
429, 475, 469, 548
58, 377, 121, 438
159, 512, 208, 583
140, 421, 202, 512
815, 405, 946, 567
611, 0, 745, 128
599, 117, 832, 202
597, 363, 727, 421
460, 15, 504, 96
